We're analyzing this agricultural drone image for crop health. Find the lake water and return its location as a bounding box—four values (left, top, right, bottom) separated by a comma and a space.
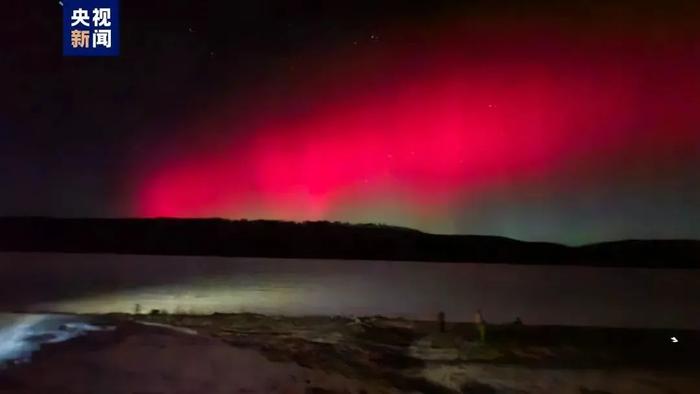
0, 313, 111, 367
1, 252, 699, 328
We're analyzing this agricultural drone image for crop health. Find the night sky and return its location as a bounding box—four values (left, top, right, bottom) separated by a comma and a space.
1, 1, 699, 244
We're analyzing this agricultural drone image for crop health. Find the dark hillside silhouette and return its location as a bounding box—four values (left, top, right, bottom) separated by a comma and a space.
0, 217, 698, 268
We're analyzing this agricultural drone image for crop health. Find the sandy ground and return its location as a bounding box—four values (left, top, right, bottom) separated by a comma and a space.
0, 322, 395, 394
0, 313, 699, 393
421, 364, 700, 393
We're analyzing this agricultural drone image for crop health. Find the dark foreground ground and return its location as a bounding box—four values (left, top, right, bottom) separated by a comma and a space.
1, 313, 699, 393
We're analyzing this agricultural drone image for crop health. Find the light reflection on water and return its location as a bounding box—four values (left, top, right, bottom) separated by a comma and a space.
1, 253, 699, 328
0, 314, 111, 367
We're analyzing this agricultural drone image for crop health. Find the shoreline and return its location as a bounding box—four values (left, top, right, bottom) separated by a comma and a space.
1, 312, 699, 393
